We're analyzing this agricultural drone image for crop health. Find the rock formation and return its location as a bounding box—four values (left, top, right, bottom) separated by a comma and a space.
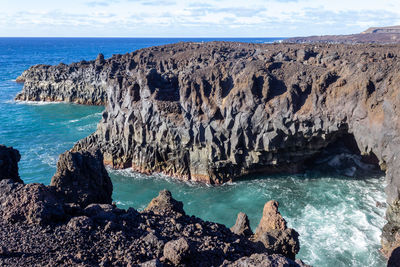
0, 145, 23, 183
50, 149, 112, 207
230, 212, 253, 237
0, 145, 306, 266
15, 41, 400, 257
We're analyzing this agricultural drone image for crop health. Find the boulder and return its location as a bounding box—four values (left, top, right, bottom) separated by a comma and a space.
50, 149, 112, 207
145, 190, 185, 215
0, 145, 22, 183
163, 237, 190, 265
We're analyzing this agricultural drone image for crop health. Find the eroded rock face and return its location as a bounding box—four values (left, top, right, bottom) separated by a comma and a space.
15, 54, 108, 104
15, 42, 400, 254
50, 149, 112, 207
0, 145, 22, 183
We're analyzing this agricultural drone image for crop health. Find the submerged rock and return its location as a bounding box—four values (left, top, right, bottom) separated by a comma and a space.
50, 149, 112, 207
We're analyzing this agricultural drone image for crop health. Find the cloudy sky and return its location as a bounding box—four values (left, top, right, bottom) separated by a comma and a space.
1, 0, 400, 37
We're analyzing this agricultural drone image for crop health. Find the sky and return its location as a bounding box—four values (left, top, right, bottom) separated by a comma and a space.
1, 0, 400, 37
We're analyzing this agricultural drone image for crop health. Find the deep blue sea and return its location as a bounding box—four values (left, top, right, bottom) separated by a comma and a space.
0, 38, 387, 266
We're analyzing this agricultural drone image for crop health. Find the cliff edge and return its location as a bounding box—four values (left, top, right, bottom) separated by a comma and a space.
15, 41, 400, 256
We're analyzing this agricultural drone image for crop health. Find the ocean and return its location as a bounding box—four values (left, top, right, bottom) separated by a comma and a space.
0, 37, 387, 266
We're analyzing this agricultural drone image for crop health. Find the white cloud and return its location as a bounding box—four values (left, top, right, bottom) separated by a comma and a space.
0, 0, 400, 37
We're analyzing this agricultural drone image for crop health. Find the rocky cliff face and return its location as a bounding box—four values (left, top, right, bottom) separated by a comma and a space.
16, 41, 400, 256
0, 145, 306, 266
15, 54, 109, 104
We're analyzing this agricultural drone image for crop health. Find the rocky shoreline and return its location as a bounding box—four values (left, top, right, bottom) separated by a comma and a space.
284, 26, 400, 44
14, 41, 400, 263
0, 145, 308, 266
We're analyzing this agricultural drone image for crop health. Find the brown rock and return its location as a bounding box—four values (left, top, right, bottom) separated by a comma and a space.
0, 179, 65, 225
255, 200, 287, 238
163, 237, 190, 265
230, 212, 253, 237
145, 190, 185, 215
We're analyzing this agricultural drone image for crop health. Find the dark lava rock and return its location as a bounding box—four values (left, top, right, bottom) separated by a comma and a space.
388, 246, 400, 267
0, 179, 65, 225
163, 237, 191, 265
230, 212, 253, 237
257, 229, 300, 261
0, 145, 22, 183
145, 189, 185, 216
50, 149, 112, 207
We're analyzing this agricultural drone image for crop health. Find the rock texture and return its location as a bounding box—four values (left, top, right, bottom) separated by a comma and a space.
15, 53, 108, 104
230, 212, 253, 237
253, 200, 300, 260
0, 145, 22, 183
50, 149, 112, 207
15, 41, 400, 256
0, 145, 306, 266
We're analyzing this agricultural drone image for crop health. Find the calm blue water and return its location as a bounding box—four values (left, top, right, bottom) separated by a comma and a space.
0, 38, 387, 266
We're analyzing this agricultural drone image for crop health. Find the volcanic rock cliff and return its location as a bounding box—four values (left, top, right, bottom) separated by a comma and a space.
15, 42, 400, 256
0, 145, 307, 266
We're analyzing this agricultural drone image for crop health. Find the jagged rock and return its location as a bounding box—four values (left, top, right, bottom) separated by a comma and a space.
256, 229, 300, 260
50, 149, 112, 207
145, 190, 185, 215
222, 253, 311, 267
0, 179, 65, 225
255, 200, 287, 237
253, 200, 300, 260
163, 237, 190, 265
0, 145, 22, 183
231, 212, 253, 237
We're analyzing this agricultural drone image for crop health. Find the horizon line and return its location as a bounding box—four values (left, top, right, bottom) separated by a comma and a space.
0, 36, 289, 39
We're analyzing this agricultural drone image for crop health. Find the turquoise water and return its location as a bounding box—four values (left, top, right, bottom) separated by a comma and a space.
0, 38, 387, 266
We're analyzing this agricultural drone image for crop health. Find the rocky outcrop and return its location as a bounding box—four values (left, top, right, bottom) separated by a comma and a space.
15, 53, 108, 104
50, 149, 112, 207
0, 145, 306, 266
285, 26, 400, 44
0, 145, 22, 183
15, 42, 400, 256
253, 200, 300, 260
230, 212, 253, 237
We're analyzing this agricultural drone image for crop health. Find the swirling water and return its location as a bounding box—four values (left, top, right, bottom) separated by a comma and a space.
0, 38, 386, 266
